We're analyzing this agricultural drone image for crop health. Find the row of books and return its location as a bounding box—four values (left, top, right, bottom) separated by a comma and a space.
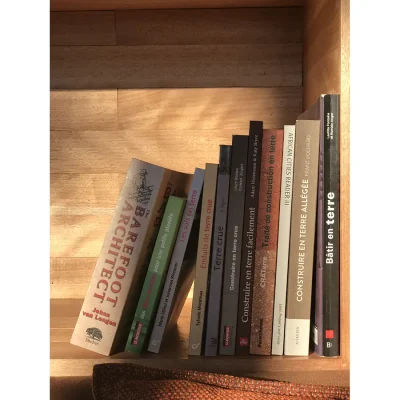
70, 94, 339, 358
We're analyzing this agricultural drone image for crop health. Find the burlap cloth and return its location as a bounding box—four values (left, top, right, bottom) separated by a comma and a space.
92, 363, 350, 400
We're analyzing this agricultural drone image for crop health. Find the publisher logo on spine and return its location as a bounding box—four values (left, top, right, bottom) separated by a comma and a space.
85, 327, 103, 345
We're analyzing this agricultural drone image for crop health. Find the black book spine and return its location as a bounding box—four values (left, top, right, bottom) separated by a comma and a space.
322, 95, 340, 356
219, 135, 249, 355
204, 145, 232, 356
235, 121, 263, 355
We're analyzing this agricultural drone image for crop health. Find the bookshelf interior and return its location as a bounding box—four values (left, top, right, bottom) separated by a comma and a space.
50, 0, 350, 386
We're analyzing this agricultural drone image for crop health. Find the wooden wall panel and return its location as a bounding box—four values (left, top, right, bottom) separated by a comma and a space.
116, 8, 303, 45
118, 88, 302, 130
51, 44, 302, 89
50, 11, 116, 45
50, 90, 118, 130
51, 0, 304, 11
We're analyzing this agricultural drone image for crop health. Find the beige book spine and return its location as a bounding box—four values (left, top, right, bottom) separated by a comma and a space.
70, 159, 173, 355
284, 120, 320, 356
188, 163, 218, 355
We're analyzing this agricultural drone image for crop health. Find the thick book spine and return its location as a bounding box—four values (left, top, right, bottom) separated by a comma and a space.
70, 159, 173, 356
188, 163, 218, 355
125, 196, 186, 353
284, 120, 320, 356
219, 135, 249, 355
314, 95, 340, 357
147, 168, 205, 353
236, 121, 263, 355
250, 129, 284, 355
271, 125, 296, 355
204, 146, 232, 356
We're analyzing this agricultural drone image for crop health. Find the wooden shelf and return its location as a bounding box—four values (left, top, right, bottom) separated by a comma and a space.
50, 0, 350, 388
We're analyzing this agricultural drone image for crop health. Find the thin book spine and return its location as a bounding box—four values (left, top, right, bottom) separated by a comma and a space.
284, 119, 320, 356
219, 135, 249, 355
204, 145, 232, 356
250, 129, 284, 355
125, 196, 186, 353
188, 163, 218, 355
271, 125, 296, 355
320, 94, 340, 356
147, 168, 205, 354
236, 121, 263, 355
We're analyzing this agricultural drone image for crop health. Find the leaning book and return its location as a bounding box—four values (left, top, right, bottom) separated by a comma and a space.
70, 159, 190, 356
125, 196, 186, 353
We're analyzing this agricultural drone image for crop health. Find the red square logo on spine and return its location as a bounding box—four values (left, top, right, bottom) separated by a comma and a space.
240, 337, 248, 346
325, 330, 334, 339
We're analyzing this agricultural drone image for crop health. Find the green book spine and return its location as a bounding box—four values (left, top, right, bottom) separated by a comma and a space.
125, 196, 186, 353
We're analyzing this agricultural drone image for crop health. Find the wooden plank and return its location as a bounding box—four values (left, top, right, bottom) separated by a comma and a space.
50, 44, 302, 89
303, 0, 340, 106
50, 129, 234, 174
50, 11, 116, 45
118, 87, 303, 130
50, 90, 118, 131
116, 8, 303, 45
50, 173, 124, 214
51, 215, 112, 257
51, 1, 304, 12
50, 258, 96, 299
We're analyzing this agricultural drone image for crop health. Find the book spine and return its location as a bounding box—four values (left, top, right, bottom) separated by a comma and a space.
236, 121, 263, 355
271, 125, 296, 355
147, 168, 205, 353
250, 129, 284, 355
320, 95, 340, 356
219, 135, 249, 355
125, 196, 186, 353
204, 145, 232, 356
188, 163, 218, 355
70, 159, 171, 356
284, 120, 320, 356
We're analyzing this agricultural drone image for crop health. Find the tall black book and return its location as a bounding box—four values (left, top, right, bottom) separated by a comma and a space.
219, 135, 249, 355
204, 145, 232, 356
236, 121, 263, 355
298, 94, 340, 357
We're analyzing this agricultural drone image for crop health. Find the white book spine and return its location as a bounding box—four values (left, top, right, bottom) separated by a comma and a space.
271, 125, 296, 355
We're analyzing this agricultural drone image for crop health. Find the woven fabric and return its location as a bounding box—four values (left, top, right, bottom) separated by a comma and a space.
92, 363, 350, 400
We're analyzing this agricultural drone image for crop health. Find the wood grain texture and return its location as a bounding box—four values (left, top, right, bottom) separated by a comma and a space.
50, 11, 116, 45
50, 130, 235, 174
118, 88, 302, 130
51, 215, 112, 257
50, 173, 125, 213
303, 0, 349, 368
50, 90, 118, 131
51, 258, 96, 299
116, 8, 303, 45
303, 0, 340, 106
51, 0, 304, 11
50, 44, 302, 89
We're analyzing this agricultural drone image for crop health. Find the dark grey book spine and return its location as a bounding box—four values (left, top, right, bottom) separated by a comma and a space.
321, 94, 340, 357
147, 168, 205, 353
219, 135, 249, 355
236, 121, 263, 355
204, 145, 232, 356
